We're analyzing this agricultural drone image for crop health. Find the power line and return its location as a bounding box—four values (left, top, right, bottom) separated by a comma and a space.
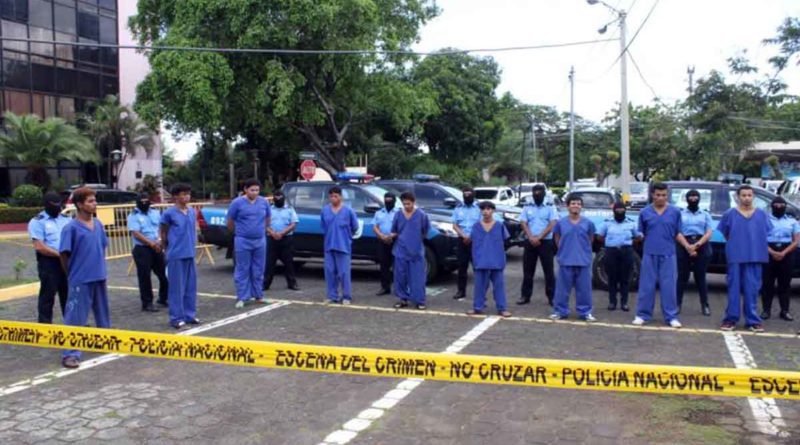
614, 0, 660, 64
0, 37, 618, 56
628, 50, 659, 99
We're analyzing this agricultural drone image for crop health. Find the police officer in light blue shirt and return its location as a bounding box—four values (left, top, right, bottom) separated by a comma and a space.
373, 192, 399, 295
451, 187, 480, 300
28, 192, 70, 323
598, 202, 641, 312
675, 190, 713, 316
761, 196, 799, 321
264, 191, 300, 291
127, 193, 168, 312
518, 184, 558, 306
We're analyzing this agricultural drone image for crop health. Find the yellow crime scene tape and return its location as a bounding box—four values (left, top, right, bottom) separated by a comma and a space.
2, 320, 799, 400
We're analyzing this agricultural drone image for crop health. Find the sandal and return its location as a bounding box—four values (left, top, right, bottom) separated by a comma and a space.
394, 301, 409, 309
466, 309, 483, 316
498, 310, 512, 318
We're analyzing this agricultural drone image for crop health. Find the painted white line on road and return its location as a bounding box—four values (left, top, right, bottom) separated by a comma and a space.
0, 300, 291, 398
722, 333, 789, 437
319, 316, 501, 445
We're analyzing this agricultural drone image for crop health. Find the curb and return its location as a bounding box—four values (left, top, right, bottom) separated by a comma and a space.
0, 282, 39, 302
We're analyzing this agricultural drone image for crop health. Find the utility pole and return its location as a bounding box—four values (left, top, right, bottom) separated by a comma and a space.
531, 122, 538, 183
687, 65, 695, 95
618, 10, 631, 201
569, 66, 575, 190
519, 124, 527, 191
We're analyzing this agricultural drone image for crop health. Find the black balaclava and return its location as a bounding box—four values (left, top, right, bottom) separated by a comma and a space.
136, 193, 151, 213
532, 185, 545, 206
686, 189, 700, 212
613, 202, 626, 223
384, 192, 396, 211
43, 192, 62, 218
463, 189, 475, 206
273, 192, 286, 208
772, 196, 787, 218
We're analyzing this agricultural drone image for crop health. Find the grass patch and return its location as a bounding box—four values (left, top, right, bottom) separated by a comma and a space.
622, 394, 738, 444
0, 277, 36, 289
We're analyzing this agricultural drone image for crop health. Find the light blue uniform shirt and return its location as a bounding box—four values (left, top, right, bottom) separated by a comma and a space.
373, 207, 399, 235
28, 211, 70, 251
270, 205, 299, 235
451, 203, 481, 237
520, 203, 558, 240
767, 214, 800, 244
680, 208, 713, 237
598, 217, 640, 247
127, 208, 161, 246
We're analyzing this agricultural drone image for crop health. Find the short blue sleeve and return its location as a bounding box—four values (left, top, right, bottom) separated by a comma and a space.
704, 212, 713, 231
127, 213, 141, 232
450, 209, 458, 224
227, 199, 241, 221
717, 211, 731, 238
265, 200, 272, 219
598, 221, 609, 237
160, 210, 172, 226
290, 208, 299, 224
553, 220, 562, 236
502, 224, 510, 240
549, 206, 558, 222
350, 208, 358, 233
29, 218, 44, 241
98, 221, 108, 249
59, 224, 74, 253
588, 220, 596, 238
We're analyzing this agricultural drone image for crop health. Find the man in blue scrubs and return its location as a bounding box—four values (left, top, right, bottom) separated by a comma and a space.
128, 193, 168, 312
59, 187, 109, 368
227, 179, 271, 308
634, 183, 683, 328
391, 192, 430, 310
467, 201, 511, 317
321, 186, 359, 304
160, 183, 199, 329
29, 192, 70, 323
718, 185, 771, 332
452, 187, 480, 300
373, 192, 399, 296
264, 191, 299, 291
761, 197, 798, 321
550, 195, 596, 321
597, 202, 641, 311
519, 184, 558, 306
676, 190, 713, 316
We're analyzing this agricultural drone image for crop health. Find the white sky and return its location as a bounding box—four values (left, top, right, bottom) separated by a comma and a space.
168, 0, 800, 160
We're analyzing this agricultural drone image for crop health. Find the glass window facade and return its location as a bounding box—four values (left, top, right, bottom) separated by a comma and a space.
1, 0, 117, 120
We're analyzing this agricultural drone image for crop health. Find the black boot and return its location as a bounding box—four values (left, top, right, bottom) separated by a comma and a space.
607, 301, 617, 311
516, 297, 530, 305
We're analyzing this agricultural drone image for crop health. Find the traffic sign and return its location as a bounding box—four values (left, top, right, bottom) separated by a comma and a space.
300, 151, 318, 160
300, 159, 317, 181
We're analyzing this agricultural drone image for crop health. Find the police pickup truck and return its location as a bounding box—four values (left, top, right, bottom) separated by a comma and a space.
198, 176, 462, 282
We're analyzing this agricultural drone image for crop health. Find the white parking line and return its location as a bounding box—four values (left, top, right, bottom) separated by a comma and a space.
0, 300, 291, 398
319, 316, 501, 445
722, 333, 789, 437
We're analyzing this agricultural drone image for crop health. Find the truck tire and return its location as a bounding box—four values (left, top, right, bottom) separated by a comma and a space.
425, 245, 439, 283
591, 249, 641, 291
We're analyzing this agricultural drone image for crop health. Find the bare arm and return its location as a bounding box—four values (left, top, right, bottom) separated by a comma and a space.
32, 240, 60, 258
59, 252, 69, 274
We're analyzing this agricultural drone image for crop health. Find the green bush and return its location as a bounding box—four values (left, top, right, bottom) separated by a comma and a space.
0, 207, 42, 224
12, 184, 43, 207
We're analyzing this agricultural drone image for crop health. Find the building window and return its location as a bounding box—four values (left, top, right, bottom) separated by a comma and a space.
1, 0, 29, 23
77, 70, 98, 97
4, 90, 31, 114
54, 3, 75, 34
3, 55, 31, 89
99, 46, 115, 66
76, 9, 97, 40
2, 19, 28, 52
55, 31, 75, 65
98, 15, 114, 43
56, 96, 74, 120
29, 0, 53, 29
77, 37, 98, 64
55, 65, 76, 94
43, 94, 56, 117
98, 0, 113, 11
100, 74, 115, 95
31, 60, 55, 92
29, 26, 55, 57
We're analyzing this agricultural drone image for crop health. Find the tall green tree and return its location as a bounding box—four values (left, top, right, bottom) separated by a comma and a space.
0, 112, 98, 190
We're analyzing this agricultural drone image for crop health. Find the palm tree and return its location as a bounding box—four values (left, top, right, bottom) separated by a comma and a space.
0, 112, 98, 190
80, 95, 156, 188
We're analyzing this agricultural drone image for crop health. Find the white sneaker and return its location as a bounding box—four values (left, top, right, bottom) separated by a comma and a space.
669, 319, 682, 329
235, 301, 245, 309
581, 314, 597, 322
342, 300, 351, 305
632, 316, 645, 326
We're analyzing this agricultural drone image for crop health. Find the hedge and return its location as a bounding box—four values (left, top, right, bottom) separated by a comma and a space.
0, 207, 43, 224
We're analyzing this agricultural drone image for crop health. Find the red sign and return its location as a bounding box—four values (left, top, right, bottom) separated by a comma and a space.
300, 159, 316, 181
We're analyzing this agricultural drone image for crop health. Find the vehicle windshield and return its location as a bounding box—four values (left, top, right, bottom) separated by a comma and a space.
442, 185, 463, 200
360, 185, 391, 200
630, 183, 648, 194
577, 192, 614, 207
475, 190, 498, 199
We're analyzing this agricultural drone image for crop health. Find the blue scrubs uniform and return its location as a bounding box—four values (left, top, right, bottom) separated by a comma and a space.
321, 204, 359, 302
471, 220, 510, 312
392, 209, 430, 305
29, 211, 71, 323
552, 217, 596, 317
59, 218, 109, 360
228, 196, 271, 302
161, 207, 198, 325
717, 208, 771, 326
637, 205, 682, 323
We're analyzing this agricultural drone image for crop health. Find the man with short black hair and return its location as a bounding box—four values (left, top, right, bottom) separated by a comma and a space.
160, 183, 199, 329
391, 192, 430, 310
321, 186, 359, 304
227, 179, 271, 308
467, 201, 511, 317
28, 192, 70, 323
550, 195, 596, 321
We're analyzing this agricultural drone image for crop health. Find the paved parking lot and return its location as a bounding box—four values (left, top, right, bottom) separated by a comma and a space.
0, 239, 798, 444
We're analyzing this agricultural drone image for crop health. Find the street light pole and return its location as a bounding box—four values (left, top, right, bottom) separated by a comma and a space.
531, 121, 538, 183
569, 66, 575, 190
618, 10, 631, 200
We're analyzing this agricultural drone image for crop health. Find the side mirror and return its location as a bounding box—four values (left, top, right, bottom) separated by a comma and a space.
443, 197, 458, 208
519, 195, 531, 205
364, 202, 381, 214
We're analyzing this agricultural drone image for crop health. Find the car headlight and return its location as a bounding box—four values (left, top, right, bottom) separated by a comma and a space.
431, 221, 459, 238
503, 212, 520, 222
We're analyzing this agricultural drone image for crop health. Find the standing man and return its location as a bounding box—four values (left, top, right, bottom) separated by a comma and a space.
227, 179, 271, 308
761, 196, 798, 321
373, 192, 399, 296
550, 195, 596, 321
717, 185, 771, 332
160, 183, 199, 329
127, 193, 168, 313
467, 201, 511, 317
597, 202, 641, 312
28, 192, 70, 324
518, 184, 558, 306
391, 192, 430, 310
634, 183, 683, 328
451, 187, 480, 300
321, 186, 359, 304
675, 190, 713, 316
264, 190, 300, 291
59, 187, 109, 369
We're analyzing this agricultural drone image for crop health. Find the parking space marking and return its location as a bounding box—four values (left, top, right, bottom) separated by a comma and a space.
723, 333, 789, 437
318, 316, 501, 445
0, 300, 291, 398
